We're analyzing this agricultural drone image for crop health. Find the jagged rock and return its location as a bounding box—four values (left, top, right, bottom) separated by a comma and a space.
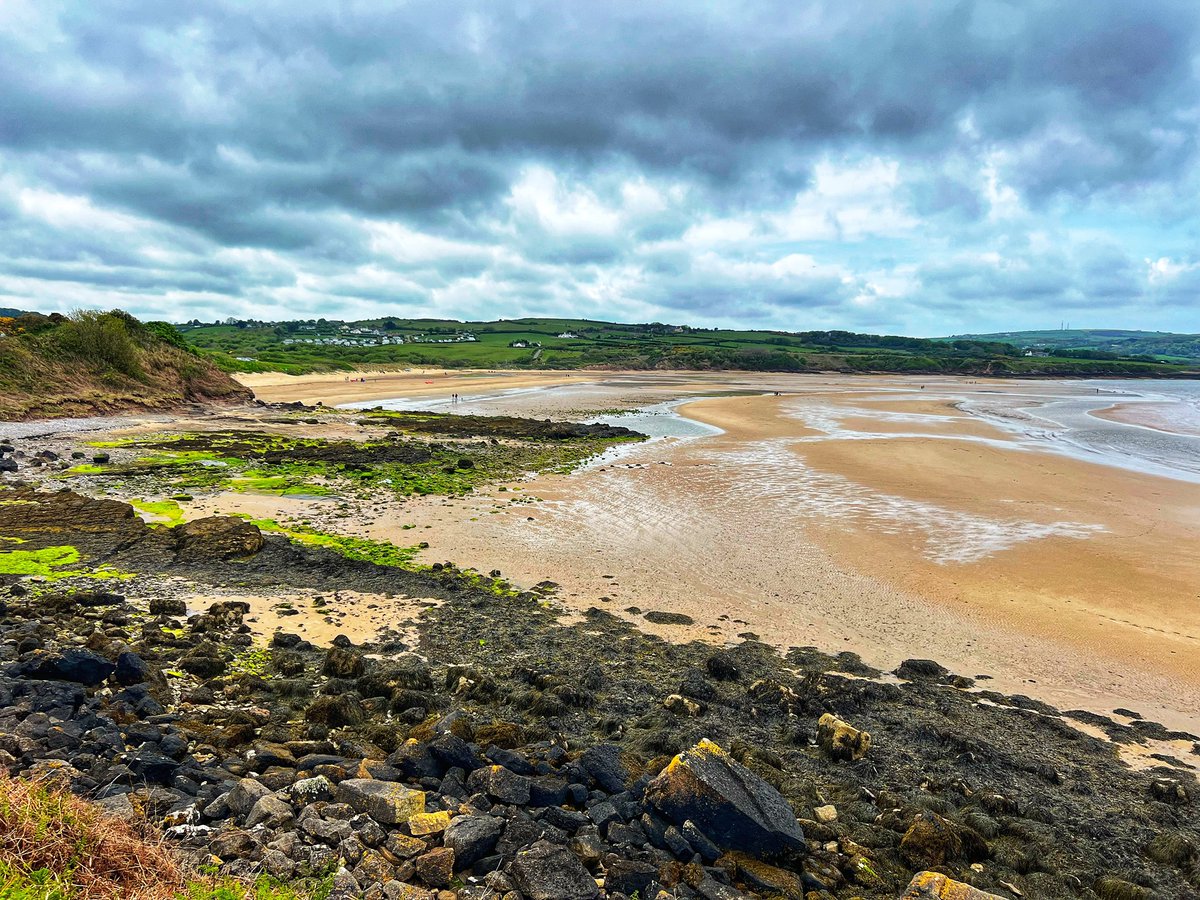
443, 814, 503, 867
817, 713, 871, 761
247, 795, 295, 828
726, 853, 804, 897
414, 847, 455, 888
336, 779, 426, 825
604, 858, 659, 897
644, 739, 804, 859
120, 751, 178, 785
467, 764, 531, 804
173, 517, 264, 560
210, 828, 260, 861
511, 840, 599, 900
902, 871, 1005, 899
226, 778, 272, 817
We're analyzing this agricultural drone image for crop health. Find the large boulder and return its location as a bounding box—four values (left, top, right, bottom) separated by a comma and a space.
510, 840, 598, 900
173, 517, 264, 560
336, 779, 426, 826
902, 872, 1005, 899
644, 739, 804, 859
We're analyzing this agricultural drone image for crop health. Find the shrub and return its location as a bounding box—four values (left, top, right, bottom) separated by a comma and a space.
59, 310, 142, 377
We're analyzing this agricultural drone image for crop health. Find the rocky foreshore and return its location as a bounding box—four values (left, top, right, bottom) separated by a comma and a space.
1, 471, 1198, 897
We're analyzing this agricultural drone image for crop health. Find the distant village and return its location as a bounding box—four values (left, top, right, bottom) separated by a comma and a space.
182, 318, 480, 348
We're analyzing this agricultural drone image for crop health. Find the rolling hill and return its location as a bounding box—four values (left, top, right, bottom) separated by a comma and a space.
180, 316, 1198, 378
943, 329, 1200, 363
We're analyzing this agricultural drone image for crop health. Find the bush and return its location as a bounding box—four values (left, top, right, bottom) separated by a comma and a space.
59, 310, 142, 377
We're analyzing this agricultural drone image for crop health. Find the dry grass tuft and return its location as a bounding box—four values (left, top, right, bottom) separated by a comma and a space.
0, 772, 187, 900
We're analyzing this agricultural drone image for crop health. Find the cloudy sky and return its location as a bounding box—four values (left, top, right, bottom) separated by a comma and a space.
1, 1, 1198, 336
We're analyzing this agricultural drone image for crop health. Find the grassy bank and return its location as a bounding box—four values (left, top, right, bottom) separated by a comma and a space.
0, 311, 250, 420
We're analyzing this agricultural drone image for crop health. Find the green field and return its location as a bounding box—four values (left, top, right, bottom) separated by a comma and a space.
180, 316, 1198, 378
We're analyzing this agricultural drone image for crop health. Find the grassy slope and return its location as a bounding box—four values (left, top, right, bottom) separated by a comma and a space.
944, 328, 1200, 362
0, 312, 252, 420
184, 316, 1197, 378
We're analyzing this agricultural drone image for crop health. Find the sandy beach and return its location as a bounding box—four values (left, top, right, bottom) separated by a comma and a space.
230, 370, 1200, 735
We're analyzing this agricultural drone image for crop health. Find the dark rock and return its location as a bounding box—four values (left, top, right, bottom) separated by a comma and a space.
467, 765, 531, 805
173, 517, 265, 561
179, 653, 226, 680
443, 815, 503, 867
415, 847, 455, 888
120, 751, 178, 785
12, 649, 114, 686
486, 745, 535, 775
900, 813, 964, 869
578, 744, 629, 793
644, 610, 695, 625
705, 651, 740, 681
896, 658, 950, 680
246, 795, 295, 829
603, 858, 659, 897
511, 839, 599, 900
644, 739, 804, 859
428, 734, 482, 773
149, 597, 187, 616
114, 652, 151, 686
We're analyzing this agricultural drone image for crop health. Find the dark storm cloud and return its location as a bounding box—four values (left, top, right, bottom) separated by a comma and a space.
0, 0, 1198, 331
